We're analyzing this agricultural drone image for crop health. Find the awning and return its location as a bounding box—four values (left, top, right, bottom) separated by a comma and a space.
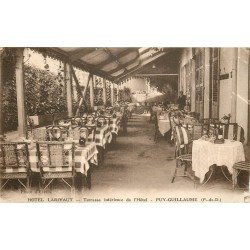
46, 47, 177, 82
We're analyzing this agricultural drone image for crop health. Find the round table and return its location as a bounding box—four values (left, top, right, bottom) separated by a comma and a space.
192, 139, 245, 183
158, 118, 171, 136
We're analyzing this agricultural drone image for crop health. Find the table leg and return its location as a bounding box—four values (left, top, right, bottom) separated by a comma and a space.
220, 166, 233, 183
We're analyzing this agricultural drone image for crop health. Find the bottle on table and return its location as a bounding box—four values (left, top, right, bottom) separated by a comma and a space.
217, 125, 223, 139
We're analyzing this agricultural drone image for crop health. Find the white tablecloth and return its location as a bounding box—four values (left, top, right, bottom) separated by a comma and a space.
192, 139, 245, 183
158, 119, 171, 136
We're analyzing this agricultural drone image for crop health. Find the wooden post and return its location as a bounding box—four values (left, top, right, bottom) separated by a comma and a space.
75, 73, 91, 116
231, 48, 238, 123
64, 63, 73, 117
116, 84, 119, 102
90, 75, 94, 108
0, 48, 4, 141
15, 48, 26, 139
111, 82, 114, 106
103, 78, 107, 106
248, 49, 250, 145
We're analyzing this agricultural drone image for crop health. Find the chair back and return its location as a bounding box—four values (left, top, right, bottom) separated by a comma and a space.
0, 142, 30, 174
36, 141, 75, 173
96, 117, 107, 127
221, 123, 244, 142
79, 127, 89, 140
32, 128, 48, 141
68, 127, 81, 140
46, 126, 68, 141
173, 126, 192, 156
87, 115, 95, 125
86, 126, 96, 143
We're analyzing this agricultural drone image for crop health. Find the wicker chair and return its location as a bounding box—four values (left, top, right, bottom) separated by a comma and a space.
171, 126, 194, 184
32, 128, 48, 141
182, 124, 204, 140
36, 141, 75, 191
46, 125, 69, 141
85, 126, 96, 143
232, 161, 250, 192
221, 123, 244, 142
68, 127, 81, 140
0, 142, 30, 190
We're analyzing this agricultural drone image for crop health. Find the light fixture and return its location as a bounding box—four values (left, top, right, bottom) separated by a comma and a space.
152, 64, 156, 69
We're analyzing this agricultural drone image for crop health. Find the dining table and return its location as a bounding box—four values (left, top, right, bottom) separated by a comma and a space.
94, 124, 112, 148
157, 112, 171, 136
108, 117, 121, 135
29, 141, 98, 176
192, 139, 245, 183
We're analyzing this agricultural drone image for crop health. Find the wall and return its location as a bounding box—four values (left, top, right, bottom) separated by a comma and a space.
179, 48, 192, 93
123, 78, 147, 92
219, 47, 249, 144
179, 48, 194, 110
219, 48, 234, 119
204, 48, 210, 118
236, 48, 249, 143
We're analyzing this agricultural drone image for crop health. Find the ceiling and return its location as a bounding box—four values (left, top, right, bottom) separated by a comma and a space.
51, 47, 180, 83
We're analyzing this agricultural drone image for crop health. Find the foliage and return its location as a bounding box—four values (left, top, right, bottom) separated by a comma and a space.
24, 65, 67, 115
2, 49, 67, 132
119, 87, 132, 102
2, 48, 18, 131
149, 76, 178, 102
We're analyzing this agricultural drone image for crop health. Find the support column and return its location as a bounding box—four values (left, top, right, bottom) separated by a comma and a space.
64, 63, 73, 117
0, 48, 4, 141
15, 48, 26, 139
103, 78, 107, 106
76, 73, 91, 116
247, 49, 250, 145
116, 84, 120, 102
231, 48, 238, 123
90, 75, 94, 108
111, 82, 114, 106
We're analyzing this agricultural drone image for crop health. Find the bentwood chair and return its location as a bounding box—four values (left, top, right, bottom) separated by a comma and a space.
232, 161, 250, 192
46, 126, 68, 141
85, 126, 96, 143
36, 141, 75, 191
0, 142, 30, 191
171, 126, 194, 184
68, 127, 81, 141
182, 124, 204, 141
221, 123, 244, 143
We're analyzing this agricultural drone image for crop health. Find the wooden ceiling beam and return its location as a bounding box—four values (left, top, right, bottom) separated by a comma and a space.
114, 51, 167, 82
69, 48, 96, 62
96, 48, 139, 68
107, 53, 140, 75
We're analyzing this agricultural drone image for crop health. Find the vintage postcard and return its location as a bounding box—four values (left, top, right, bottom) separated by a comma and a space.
0, 47, 249, 203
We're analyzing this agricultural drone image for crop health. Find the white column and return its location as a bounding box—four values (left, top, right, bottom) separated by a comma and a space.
15, 48, 26, 139
203, 48, 210, 118
0, 48, 4, 140
111, 82, 114, 106
90, 75, 94, 108
103, 78, 107, 105
231, 48, 238, 123
64, 63, 73, 117
116, 83, 119, 102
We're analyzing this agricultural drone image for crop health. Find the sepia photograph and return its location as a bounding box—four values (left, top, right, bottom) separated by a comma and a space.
0, 47, 249, 203
1, 1, 250, 250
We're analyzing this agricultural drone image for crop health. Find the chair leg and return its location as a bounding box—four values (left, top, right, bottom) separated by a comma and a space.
171, 160, 179, 183
26, 176, 30, 191
232, 169, 237, 190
